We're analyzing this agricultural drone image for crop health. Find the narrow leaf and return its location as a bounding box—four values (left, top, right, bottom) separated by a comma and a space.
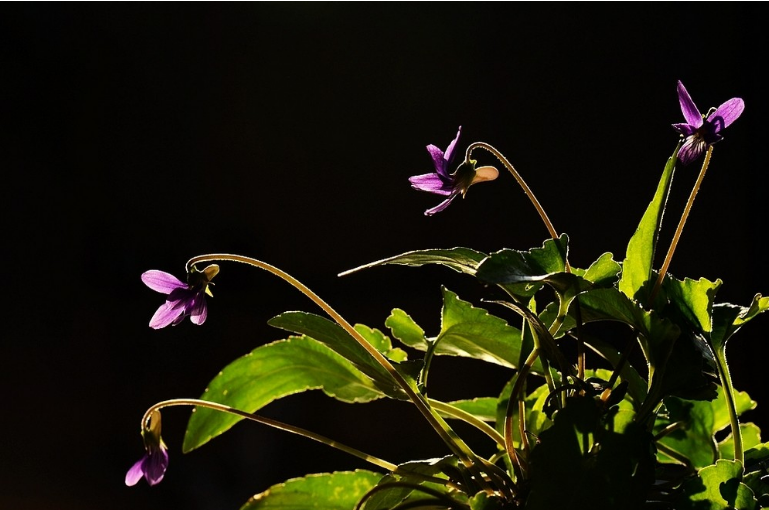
339, 247, 487, 276
619, 145, 678, 301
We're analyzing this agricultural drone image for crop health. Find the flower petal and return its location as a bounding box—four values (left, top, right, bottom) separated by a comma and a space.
189, 293, 208, 325
125, 457, 147, 486
678, 135, 707, 166
149, 301, 185, 329
424, 194, 458, 216
677, 81, 703, 128
142, 270, 186, 294
144, 449, 169, 486
426, 144, 448, 177
708, 97, 745, 132
409, 173, 453, 195
671, 122, 698, 136
443, 126, 462, 165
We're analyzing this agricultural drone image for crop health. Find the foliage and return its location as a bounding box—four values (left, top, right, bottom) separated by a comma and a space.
128, 81, 769, 509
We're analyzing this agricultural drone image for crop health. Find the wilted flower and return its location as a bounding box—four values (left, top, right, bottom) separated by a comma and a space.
409, 126, 498, 215
672, 80, 745, 165
126, 410, 169, 487
142, 264, 219, 329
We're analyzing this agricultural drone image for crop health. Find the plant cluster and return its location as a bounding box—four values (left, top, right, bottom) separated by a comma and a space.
127, 81, 769, 509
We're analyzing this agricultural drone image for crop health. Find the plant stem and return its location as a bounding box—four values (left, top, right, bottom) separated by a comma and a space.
466, 142, 570, 272
466, 142, 559, 242
649, 146, 713, 303
185, 254, 494, 492
143, 398, 399, 473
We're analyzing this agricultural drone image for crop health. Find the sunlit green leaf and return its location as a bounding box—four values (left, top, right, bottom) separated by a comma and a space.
241, 470, 384, 510
719, 423, 762, 460
476, 235, 568, 298
678, 459, 757, 510
618, 145, 678, 302
339, 247, 487, 276
183, 336, 386, 452
665, 276, 722, 335
268, 312, 407, 399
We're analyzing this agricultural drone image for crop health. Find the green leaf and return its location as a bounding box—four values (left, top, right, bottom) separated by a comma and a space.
678, 460, 757, 510
354, 324, 408, 362
719, 423, 762, 460
665, 276, 722, 335
580, 252, 622, 287
183, 336, 386, 452
435, 287, 542, 372
525, 396, 655, 509
712, 295, 769, 353
385, 309, 428, 350
441, 397, 498, 423
240, 470, 384, 510
619, 145, 678, 302
268, 312, 407, 399
476, 235, 568, 298
655, 386, 756, 469
339, 247, 487, 276
360, 457, 461, 510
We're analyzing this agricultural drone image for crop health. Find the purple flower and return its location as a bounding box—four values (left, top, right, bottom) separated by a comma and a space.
142, 264, 219, 329
672, 80, 744, 166
409, 126, 498, 215
126, 410, 169, 487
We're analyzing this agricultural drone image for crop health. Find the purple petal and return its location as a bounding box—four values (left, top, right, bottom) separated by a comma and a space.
189, 293, 208, 325
426, 144, 448, 177
443, 126, 462, 165
143, 449, 169, 486
409, 173, 453, 195
149, 301, 185, 329
671, 122, 698, 136
424, 194, 458, 216
678, 135, 707, 166
142, 270, 186, 294
708, 97, 745, 132
677, 81, 703, 128
125, 456, 147, 486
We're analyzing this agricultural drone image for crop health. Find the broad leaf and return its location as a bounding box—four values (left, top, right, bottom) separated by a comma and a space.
268, 312, 408, 399
183, 336, 386, 452
655, 386, 756, 468
241, 470, 384, 510
476, 235, 568, 298
678, 460, 757, 510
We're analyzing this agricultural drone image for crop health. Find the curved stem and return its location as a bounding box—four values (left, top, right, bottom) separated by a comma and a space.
184, 254, 493, 491
649, 146, 713, 303
466, 142, 569, 271
428, 399, 505, 447
143, 398, 399, 472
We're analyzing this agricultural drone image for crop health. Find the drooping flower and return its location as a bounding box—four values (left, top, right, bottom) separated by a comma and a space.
672, 80, 745, 166
409, 126, 498, 215
126, 410, 169, 487
142, 264, 219, 329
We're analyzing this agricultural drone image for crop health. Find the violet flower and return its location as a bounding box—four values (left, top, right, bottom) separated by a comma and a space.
142, 264, 219, 329
409, 126, 498, 215
126, 410, 169, 487
672, 80, 745, 166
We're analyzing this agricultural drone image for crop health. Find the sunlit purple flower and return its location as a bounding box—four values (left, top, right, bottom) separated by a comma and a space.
409, 126, 498, 216
142, 264, 219, 329
126, 410, 169, 487
672, 80, 744, 166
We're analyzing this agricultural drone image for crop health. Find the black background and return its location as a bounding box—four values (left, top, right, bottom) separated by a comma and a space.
3, 3, 768, 510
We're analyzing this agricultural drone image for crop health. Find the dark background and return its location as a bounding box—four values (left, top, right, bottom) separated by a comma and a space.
3, 3, 767, 509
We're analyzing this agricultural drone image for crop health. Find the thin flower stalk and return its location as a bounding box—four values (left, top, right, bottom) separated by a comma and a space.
142, 398, 400, 473
649, 146, 713, 303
